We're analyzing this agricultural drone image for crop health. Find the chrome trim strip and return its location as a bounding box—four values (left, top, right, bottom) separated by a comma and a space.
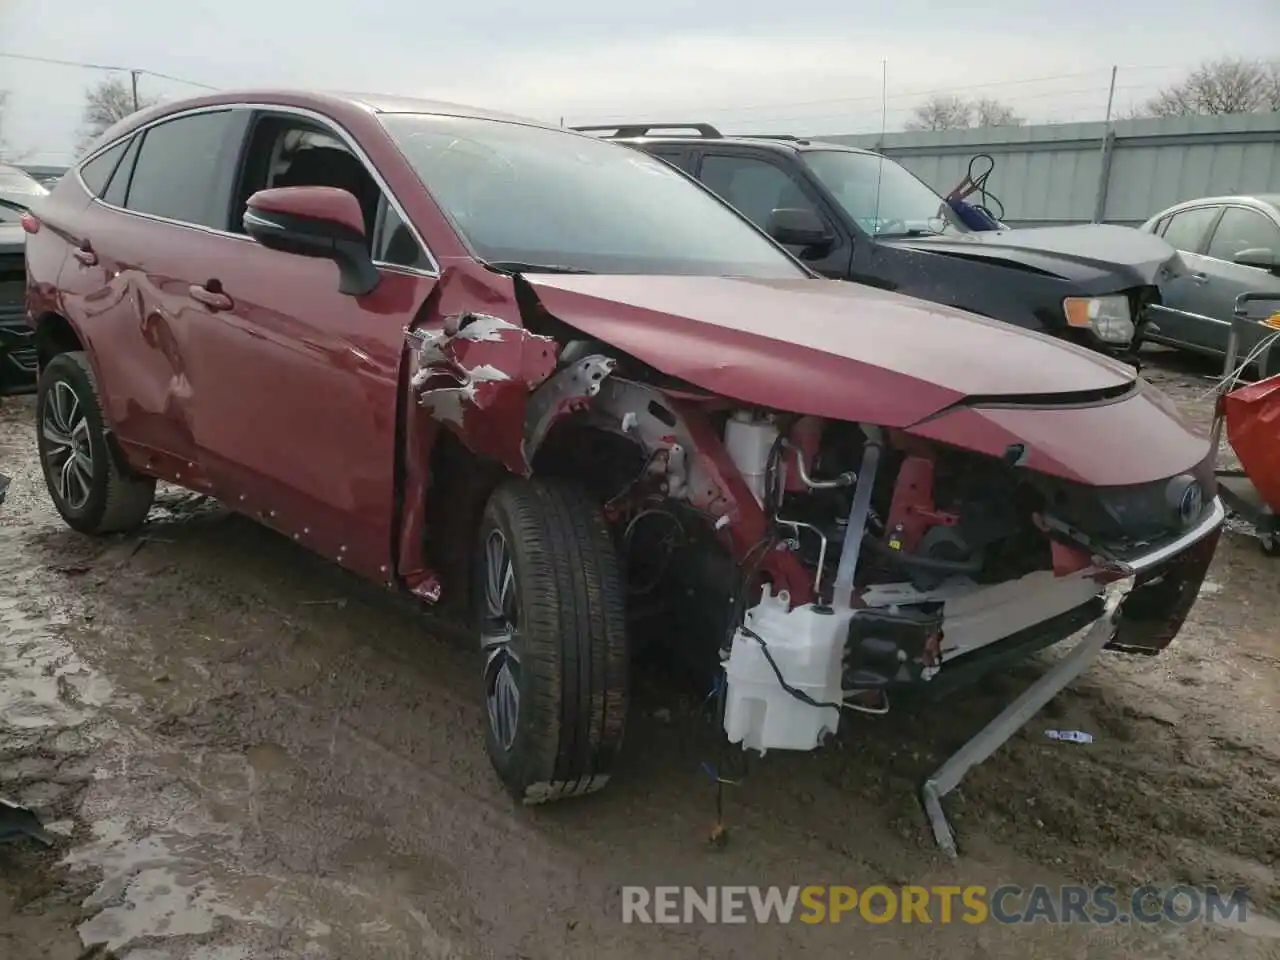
76, 101, 441, 277
1116, 496, 1226, 575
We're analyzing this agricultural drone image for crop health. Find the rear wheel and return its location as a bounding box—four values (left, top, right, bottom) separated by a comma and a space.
475, 478, 629, 804
35, 351, 155, 534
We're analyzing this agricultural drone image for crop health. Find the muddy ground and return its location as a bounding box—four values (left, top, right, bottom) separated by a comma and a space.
0, 346, 1278, 959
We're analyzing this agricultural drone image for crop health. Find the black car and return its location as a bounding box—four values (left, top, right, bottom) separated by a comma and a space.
578, 124, 1184, 364
0, 163, 46, 395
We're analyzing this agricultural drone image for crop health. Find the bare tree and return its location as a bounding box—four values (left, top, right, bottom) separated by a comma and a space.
1137, 58, 1279, 117
905, 95, 971, 131
76, 76, 158, 155
905, 94, 1023, 131
1265, 60, 1280, 112
971, 97, 1023, 128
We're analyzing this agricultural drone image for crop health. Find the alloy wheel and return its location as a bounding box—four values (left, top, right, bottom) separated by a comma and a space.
480, 529, 521, 751
41, 381, 94, 512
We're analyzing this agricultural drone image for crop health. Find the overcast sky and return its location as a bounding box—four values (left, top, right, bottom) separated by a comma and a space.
2, 0, 1277, 164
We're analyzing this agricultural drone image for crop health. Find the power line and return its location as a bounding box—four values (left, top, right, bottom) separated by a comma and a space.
562, 62, 1190, 122
0, 51, 217, 89
740, 82, 1168, 132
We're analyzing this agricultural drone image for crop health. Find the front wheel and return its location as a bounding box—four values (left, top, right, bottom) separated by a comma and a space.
1261, 531, 1280, 557
35, 351, 155, 534
475, 478, 629, 804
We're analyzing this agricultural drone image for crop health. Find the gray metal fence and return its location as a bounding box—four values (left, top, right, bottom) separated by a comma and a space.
818, 112, 1280, 228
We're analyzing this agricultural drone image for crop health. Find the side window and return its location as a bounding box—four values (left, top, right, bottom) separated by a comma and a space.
232, 115, 401, 258
649, 148, 694, 174
101, 135, 142, 207
1205, 207, 1280, 264
699, 154, 820, 232
1160, 206, 1219, 253
124, 111, 241, 228
78, 140, 128, 196
374, 200, 431, 270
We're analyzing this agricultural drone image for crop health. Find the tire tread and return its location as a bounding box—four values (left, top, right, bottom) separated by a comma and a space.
482, 478, 628, 804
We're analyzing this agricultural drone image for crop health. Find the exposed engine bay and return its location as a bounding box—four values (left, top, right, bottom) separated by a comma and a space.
507, 341, 1214, 756
406, 291, 1220, 765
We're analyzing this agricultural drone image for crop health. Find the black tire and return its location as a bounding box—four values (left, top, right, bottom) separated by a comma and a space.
1261, 532, 1280, 558
35, 351, 155, 534
475, 478, 629, 804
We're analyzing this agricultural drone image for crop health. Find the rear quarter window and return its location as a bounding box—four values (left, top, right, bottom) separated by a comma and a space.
101, 135, 143, 208
77, 141, 128, 196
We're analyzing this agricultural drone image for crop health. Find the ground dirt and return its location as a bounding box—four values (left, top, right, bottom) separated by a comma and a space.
0, 346, 1278, 959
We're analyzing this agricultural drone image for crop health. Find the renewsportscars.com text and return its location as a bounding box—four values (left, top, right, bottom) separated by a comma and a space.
620, 884, 1249, 925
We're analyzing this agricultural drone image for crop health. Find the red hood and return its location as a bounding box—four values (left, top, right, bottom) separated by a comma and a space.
525, 275, 1135, 427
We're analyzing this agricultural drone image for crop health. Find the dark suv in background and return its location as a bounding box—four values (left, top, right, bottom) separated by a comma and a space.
579, 123, 1185, 365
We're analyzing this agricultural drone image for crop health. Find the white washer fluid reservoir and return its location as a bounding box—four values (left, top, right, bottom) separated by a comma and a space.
722, 585, 856, 753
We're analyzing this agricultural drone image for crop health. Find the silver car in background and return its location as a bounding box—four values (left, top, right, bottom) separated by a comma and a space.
1139, 194, 1280, 377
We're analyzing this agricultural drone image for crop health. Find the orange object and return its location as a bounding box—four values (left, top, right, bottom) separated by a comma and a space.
1224, 372, 1280, 514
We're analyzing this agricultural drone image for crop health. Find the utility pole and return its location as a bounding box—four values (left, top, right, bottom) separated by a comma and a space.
130, 69, 141, 112
1091, 65, 1119, 223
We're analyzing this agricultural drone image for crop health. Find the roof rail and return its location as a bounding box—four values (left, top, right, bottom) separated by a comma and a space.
570, 123, 722, 139
736, 133, 808, 142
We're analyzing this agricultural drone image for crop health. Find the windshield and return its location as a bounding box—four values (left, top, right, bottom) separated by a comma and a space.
379, 114, 808, 278
803, 150, 965, 238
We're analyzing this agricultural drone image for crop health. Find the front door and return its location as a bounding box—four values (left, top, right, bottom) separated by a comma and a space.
694, 151, 852, 278
183, 110, 438, 582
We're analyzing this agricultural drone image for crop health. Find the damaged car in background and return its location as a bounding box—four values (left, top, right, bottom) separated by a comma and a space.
22, 91, 1224, 845
576, 123, 1183, 368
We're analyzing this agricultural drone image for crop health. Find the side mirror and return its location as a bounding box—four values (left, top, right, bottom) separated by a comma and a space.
1232, 247, 1278, 273
243, 186, 380, 296
767, 207, 834, 251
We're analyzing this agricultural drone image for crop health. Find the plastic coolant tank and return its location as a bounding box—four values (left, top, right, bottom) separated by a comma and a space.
722, 585, 855, 753
723, 412, 779, 505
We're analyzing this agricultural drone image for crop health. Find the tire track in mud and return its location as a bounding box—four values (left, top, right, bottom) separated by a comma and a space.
3, 352, 1280, 959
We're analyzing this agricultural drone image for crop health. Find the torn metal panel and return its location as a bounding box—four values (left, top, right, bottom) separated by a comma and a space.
408, 309, 557, 475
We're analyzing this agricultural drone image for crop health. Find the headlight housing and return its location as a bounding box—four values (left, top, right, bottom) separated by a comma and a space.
1062, 295, 1134, 344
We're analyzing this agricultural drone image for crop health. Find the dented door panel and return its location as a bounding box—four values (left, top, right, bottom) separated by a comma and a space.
55, 201, 206, 476
188, 240, 433, 583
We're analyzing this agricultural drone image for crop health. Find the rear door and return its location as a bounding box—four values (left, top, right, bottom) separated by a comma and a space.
1144, 204, 1224, 354
55, 108, 248, 476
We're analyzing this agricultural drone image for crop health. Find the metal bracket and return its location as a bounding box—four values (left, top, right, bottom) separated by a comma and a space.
920, 580, 1132, 858
521, 353, 617, 464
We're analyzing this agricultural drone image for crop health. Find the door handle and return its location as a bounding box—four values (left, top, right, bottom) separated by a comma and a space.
1189, 272, 1208, 284
73, 242, 97, 267
190, 283, 233, 312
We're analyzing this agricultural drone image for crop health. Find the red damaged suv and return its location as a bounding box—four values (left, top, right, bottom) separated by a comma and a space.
24, 90, 1223, 806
